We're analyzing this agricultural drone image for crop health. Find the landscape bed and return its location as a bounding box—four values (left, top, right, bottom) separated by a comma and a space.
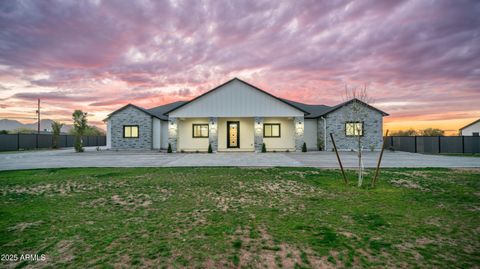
0, 167, 479, 268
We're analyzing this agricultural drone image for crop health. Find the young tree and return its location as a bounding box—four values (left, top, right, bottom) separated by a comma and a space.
72, 110, 88, 152
342, 85, 373, 187
51, 121, 64, 149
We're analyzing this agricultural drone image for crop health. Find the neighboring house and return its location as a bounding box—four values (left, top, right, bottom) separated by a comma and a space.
460, 119, 480, 136
105, 78, 388, 152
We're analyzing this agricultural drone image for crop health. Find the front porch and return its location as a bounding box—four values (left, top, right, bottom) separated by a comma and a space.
168, 117, 304, 153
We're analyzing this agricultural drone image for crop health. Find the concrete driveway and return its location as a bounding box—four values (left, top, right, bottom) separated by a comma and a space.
0, 147, 479, 171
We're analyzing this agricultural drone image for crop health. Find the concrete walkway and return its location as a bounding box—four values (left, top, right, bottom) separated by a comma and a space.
0, 147, 479, 171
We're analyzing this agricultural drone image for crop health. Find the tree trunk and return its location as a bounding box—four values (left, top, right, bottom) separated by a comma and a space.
358, 135, 363, 187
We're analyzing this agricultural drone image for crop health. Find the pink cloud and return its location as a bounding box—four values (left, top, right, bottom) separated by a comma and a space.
0, 0, 479, 130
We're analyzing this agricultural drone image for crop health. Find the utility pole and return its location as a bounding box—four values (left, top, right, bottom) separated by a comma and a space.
36, 99, 40, 133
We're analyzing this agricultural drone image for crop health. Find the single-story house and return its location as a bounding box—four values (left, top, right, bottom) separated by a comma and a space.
460, 119, 480, 136
105, 78, 388, 152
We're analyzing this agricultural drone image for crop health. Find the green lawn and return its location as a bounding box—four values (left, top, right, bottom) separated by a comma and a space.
0, 168, 479, 268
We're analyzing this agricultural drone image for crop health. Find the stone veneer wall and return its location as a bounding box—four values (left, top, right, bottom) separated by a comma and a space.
109, 106, 152, 150
209, 117, 218, 152
168, 117, 178, 152
254, 117, 264, 152
294, 116, 304, 152
319, 102, 383, 151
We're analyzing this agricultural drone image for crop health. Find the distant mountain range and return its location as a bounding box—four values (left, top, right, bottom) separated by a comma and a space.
0, 119, 73, 133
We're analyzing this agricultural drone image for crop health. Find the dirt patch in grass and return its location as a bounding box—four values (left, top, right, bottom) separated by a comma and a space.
204, 179, 322, 212
8, 220, 44, 232
228, 226, 340, 268
390, 179, 427, 191
111, 194, 152, 210
1, 181, 130, 196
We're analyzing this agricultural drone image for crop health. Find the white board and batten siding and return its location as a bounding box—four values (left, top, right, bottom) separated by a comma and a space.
160, 121, 169, 149
152, 118, 162, 149
304, 119, 318, 150
168, 79, 304, 118
461, 120, 480, 136
106, 120, 112, 149
152, 119, 170, 149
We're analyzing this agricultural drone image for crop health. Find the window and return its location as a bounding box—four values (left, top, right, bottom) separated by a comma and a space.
123, 125, 139, 138
345, 122, 363, 136
264, 123, 281, 137
473, 132, 479, 137
193, 124, 209, 138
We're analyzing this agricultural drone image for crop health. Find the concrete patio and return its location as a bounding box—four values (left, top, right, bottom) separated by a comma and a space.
0, 147, 479, 171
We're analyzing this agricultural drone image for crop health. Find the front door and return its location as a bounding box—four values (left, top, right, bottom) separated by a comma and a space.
227, 121, 240, 148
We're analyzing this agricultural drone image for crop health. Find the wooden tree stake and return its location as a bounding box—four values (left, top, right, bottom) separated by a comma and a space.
372, 130, 389, 187
330, 133, 348, 185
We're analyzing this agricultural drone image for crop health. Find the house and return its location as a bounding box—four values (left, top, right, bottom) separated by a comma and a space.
105, 78, 388, 152
460, 119, 480, 136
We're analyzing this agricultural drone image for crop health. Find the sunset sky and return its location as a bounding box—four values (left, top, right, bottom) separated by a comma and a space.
0, 0, 479, 134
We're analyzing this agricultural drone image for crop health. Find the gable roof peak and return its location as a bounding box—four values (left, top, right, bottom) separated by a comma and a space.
164, 77, 309, 115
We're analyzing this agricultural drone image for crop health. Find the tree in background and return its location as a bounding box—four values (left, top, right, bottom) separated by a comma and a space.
390, 129, 417, 136
390, 128, 445, 136
419, 128, 445, 136
51, 121, 64, 149
0, 130, 8, 134
69, 125, 105, 136
72, 110, 88, 152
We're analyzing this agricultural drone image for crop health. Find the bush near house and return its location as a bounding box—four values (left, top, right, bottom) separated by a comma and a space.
261, 143, 266, 153
0, 168, 478, 268
167, 143, 172, 153
302, 142, 307, 152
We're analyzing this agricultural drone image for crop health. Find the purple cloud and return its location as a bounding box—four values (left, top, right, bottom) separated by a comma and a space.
0, 0, 479, 133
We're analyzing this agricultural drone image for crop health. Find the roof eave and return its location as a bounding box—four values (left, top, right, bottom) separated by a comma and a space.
105, 103, 161, 121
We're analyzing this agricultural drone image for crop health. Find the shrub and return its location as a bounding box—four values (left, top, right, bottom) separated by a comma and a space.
261, 143, 266, 153
317, 137, 324, 151
74, 136, 84, 152
167, 143, 172, 153
208, 143, 213, 153
51, 121, 64, 149
72, 110, 87, 153
302, 142, 307, 152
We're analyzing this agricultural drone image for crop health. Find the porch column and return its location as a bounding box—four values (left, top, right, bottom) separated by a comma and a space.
294, 116, 305, 152
168, 117, 178, 152
209, 117, 218, 152
254, 116, 264, 152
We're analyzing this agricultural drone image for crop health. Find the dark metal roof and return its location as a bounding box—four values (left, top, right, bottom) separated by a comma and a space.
107, 81, 389, 121
279, 99, 332, 119
105, 103, 162, 121
147, 101, 187, 120
321, 98, 389, 116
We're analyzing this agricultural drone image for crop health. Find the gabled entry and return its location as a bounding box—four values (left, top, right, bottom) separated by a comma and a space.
227, 121, 240, 148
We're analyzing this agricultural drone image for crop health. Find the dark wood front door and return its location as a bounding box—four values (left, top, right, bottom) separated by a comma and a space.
227, 121, 240, 148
